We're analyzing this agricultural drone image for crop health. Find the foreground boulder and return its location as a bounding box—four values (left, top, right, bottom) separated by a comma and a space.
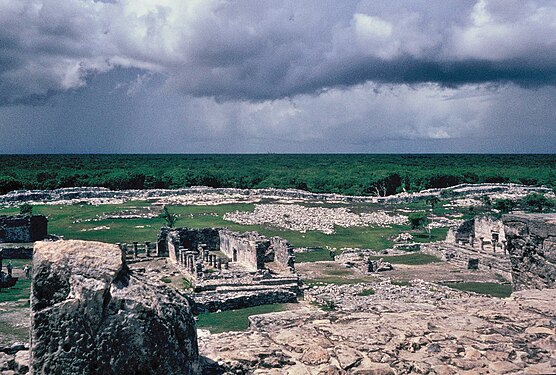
503, 213, 556, 290
31, 240, 199, 375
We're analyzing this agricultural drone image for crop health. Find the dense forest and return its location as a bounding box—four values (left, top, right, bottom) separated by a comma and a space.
0, 154, 554, 196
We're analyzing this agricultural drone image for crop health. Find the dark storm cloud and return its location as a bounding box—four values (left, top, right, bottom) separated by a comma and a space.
0, 0, 555, 104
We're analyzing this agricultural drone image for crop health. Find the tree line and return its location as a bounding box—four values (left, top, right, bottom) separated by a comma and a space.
0, 154, 554, 196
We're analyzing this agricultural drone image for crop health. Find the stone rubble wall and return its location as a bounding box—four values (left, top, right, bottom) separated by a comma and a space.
1, 183, 551, 206
0, 215, 47, 243
503, 213, 556, 290
195, 289, 297, 313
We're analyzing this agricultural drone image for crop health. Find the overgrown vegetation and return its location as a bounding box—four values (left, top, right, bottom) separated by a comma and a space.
0, 154, 554, 196
357, 288, 376, 296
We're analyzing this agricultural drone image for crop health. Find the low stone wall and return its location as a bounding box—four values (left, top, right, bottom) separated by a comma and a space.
0, 245, 33, 259
195, 290, 297, 313
503, 214, 556, 290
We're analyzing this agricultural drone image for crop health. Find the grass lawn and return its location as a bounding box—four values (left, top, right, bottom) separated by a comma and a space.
368, 253, 441, 265
0, 278, 31, 303
444, 282, 512, 298
357, 288, 376, 296
196, 303, 288, 333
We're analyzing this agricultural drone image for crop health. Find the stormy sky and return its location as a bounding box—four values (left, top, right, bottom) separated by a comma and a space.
0, 0, 555, 153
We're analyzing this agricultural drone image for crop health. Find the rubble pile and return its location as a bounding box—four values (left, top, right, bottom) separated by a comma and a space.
224, 204, 407, 234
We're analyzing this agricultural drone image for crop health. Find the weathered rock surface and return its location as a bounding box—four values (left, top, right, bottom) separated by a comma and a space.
31, 240, 199, 375
503, 214, 556, 290
199, 289, 556, 374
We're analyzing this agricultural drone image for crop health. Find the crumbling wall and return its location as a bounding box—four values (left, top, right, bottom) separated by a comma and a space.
219, 230, 267, 271
167, 231, 180, 264
0, 215, 48, 243
475, 216, 506, 243
270, 237, 295, 271
31, 240, 200, 374
157, 227, 220, 259
446, 219, 474, 244
503, 214, 556, 290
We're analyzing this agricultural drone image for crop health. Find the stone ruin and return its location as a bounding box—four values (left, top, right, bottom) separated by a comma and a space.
0, 215, 47, 244
156, 227, 300, 312
446, 215, 506, 252
30, 240, 200, 375
157, 227, 295, 274
421, 215, 513, 280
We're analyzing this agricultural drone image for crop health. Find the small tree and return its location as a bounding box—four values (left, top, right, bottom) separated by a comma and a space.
408, 212, 428, 230
493, 199, 517, 214
159, 206, 178, 228
19, 203, 33, 216
426, 196, 440, 210
522, 193, 554, 212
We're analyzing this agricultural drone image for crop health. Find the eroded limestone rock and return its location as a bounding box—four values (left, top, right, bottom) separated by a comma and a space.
503, 214, 556, 290
31, 240, 199, 375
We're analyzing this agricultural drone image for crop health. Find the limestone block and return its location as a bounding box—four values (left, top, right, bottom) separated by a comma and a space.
31, 240, 199, 375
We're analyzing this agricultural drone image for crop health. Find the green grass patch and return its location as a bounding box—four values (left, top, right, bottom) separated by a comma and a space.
357, 288, 376, 296
322, 269, 352, 276
0, 278, 31, 303
368, 253, 440, 265
196, 304, 287, 333
295, 249, 332, 263
391, 279, 411, 286
444, 282, 512, 298
311, 300, 336, 311
160, 277, 171, 283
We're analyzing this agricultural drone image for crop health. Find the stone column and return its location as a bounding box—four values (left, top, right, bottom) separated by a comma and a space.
224, 260, 229, 270
121, 243, 128, 258
189, 255, 195, 273
145, 241, 151, 257
133, 242, 139, 258
216, 258, 222, 270
469, 235, 475, 248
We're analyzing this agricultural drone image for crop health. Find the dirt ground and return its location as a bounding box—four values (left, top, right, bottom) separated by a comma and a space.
297, 259, 507, 284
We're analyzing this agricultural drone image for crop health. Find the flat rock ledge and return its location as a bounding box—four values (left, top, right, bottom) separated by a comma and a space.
199, 289, 556, 374
30, 240, 199, 375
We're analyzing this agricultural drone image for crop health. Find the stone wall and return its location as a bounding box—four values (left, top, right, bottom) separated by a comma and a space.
503, 214, 556, 290
31, 240, 200, 374
158, 227, 220, 260
219, 230, 266, 271
446, 216, 506, 246
0, 245, 33, 259
446, 219, 474, 244
475, 216, 506, 244
195, 290, 297, 313
0, 215, 47, 243
270, 237, 295, 271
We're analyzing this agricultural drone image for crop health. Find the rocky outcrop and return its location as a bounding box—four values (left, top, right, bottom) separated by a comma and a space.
31, 240, 199, 375
503, 214, 556, 290
200, 289, 556, 374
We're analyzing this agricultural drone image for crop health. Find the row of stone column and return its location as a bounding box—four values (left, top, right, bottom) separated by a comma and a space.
468, 235, 507, 254
117, 241, 154, 258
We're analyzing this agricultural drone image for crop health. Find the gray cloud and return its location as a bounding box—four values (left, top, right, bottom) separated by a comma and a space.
1, 0, 555, 104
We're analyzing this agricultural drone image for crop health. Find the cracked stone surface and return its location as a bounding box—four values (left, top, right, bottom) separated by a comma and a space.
199, 288, 556, 374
